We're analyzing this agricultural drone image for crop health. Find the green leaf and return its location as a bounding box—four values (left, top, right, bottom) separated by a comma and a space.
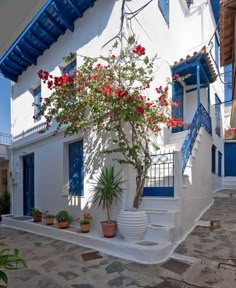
0, 271, 7, 285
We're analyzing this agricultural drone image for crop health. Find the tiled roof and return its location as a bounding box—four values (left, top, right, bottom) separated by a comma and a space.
0, 0, 96, 82
172, 47, 217, 85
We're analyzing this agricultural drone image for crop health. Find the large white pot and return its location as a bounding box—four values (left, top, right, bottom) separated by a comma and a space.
117, 209, 149, 242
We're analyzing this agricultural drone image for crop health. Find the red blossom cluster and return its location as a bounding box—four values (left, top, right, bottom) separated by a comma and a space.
172, 74, 180, 80
166, 117, 186, 129
225, 128, 236, 139
38, 69, 74, 90
132, 44, 145, 56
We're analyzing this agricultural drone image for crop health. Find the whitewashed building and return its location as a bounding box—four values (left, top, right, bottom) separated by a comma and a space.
0, 0, 226, 262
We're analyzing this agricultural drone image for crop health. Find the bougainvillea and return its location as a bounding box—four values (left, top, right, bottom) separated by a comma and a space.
35, 38, 184, 208
225, 128, 236, 140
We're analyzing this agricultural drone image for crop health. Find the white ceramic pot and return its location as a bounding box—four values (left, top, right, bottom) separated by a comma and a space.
117, 209, 149, 242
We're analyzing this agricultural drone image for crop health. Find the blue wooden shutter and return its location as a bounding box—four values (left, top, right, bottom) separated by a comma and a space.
218, 151, 222, 177
172, 81, 183, 133
69, 140, 84, 196
63, 60, 76, 76
211, 145, 216, 174
158, 0, 169, 25
34, 86, 41, 121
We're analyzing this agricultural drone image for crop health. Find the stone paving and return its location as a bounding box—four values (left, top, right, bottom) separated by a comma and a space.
1, 197, 236, 287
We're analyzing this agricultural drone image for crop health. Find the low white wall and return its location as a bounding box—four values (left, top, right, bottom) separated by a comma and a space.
180, 128, 213, 235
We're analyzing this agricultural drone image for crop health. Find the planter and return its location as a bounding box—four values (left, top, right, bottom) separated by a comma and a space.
45, 218, 54, 225
33, 213, 42, 223
101, 221, 117, 238
57, 221, 70, 229
80, 223, 90, 233
117, 209, 148, 242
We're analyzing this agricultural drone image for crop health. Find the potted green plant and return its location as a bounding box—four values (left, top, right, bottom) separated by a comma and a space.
56, 210, 73, 229
32, 208, 42, 222
77, 212, 92, 233
92, 166, 124, 238
43, 211, 55, 225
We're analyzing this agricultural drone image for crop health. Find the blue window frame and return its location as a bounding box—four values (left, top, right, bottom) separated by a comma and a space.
172, 81, 183, 133
215, 35, 219, 68
211, 145, 216, 174
69, 140, 84, 196
218, 151, 222, 177
158, 0, 169, 25
63, 60, 76, 76
215, 95, 221, 137
33, 86, 41, 121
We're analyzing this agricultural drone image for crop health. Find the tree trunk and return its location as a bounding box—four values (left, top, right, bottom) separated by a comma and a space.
132, 173, 146, 209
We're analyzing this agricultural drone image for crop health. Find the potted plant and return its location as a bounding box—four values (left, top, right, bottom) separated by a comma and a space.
92, 166, 124, 238
77, 212, 92, 233
32, 208, 42, 222
43, 211, 55, 225
56, 210, 73, 229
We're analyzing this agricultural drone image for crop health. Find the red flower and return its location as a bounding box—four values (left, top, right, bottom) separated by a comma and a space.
172, 74, 180, 80
132, 45, 145, 56
101, 84, 113, 95
61, 74, 74, 84
136, 106, 145, 115
145, 102, 152, 108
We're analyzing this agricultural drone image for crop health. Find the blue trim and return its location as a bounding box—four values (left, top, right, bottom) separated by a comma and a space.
63, 60, 76, 75
210, 0, 220, 26
0, 0, 96, 82
143, 187, 174, 197
197, 63, 200, 106
158, 0, 169, 26
218, 151, 222, 177
33, 86, 41, 121
215, 35, 219, 68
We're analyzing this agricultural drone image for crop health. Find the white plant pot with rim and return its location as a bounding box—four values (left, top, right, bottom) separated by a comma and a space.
117, 209, 149, 242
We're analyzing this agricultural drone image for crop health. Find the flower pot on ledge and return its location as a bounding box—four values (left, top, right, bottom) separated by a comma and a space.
117, 209, 148, 242
101, 221, 117, 238
57, 221, 70, 229
80, 223, 90, 233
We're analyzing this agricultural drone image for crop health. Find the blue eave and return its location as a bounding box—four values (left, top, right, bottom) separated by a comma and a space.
172, 52, 217, 86
0, 0, 96, 82
210, 0, 220, 26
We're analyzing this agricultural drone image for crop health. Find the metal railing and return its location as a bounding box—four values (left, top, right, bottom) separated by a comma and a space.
143, 152, 175, 197
0, 132, 11, 145
181, 103, 212, 172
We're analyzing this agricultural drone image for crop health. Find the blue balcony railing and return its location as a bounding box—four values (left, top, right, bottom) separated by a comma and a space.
0, 133, 11, 145
181, 104, 212, 172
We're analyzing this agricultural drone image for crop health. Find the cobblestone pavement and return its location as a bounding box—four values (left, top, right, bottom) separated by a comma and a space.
1, 197, 236, 288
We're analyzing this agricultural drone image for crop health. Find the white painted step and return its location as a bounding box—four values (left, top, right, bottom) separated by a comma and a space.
222, 177, 236, 190
141, 197, 180, 210
144, 224, 175, 243
214, 189, 236, 198
144, 209, 179, 226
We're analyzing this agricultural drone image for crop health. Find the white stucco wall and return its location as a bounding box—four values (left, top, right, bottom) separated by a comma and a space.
9, 0, 224, 233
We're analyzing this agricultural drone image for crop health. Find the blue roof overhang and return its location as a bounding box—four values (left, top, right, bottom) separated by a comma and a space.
210, 0, 220, 26
0, 0, 96, 82
172, 52, 217, 86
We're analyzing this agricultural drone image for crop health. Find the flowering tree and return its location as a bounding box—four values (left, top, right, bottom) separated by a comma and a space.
36, 38, 184, 209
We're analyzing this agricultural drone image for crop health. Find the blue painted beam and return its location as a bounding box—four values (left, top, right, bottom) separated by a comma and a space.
186, 84, 208, 93
36, 21, 58, 42
67, 0, 83, 17
16, 45, 37, 66
0, 68, 17, 82
30, 30, 50, 50
4, 60, 23, 74
198, 60, 209, 84
53, 2, 74, 32
45, 11, 65, 34
7, 57, 25, 71
11, 51, 31, 66
23, 39, 43, 55
1, 64, 19, 76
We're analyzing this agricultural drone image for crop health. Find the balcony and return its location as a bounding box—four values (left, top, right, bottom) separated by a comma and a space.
0, 133, 11, 161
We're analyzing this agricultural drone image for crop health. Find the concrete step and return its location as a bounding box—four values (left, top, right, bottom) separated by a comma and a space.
144, 209, 179, 226
222, 177, 236, 190
144, 224, 175, 243
214, 189, 236, 198
141, 197, 179, 210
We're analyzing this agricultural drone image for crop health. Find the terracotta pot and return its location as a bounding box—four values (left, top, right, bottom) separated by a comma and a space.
57, 221, 70, 229
101, 221, 117, 238
80, 223, 90, 233
33, 213, 42, 222
45, 218, 54, 225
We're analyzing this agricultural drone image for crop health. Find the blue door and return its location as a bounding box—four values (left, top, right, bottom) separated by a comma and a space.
69, 140, 84, 196
172, 81, 183, 133
225, 143, 236, 176
23, 154, 34, 215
